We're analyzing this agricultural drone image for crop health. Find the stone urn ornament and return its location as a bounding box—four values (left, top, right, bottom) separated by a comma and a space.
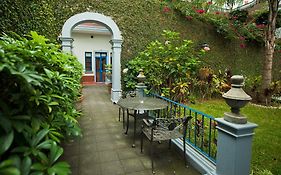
137, 69, 146, 86
222, 75, 252, 124
136, 69, 147, 97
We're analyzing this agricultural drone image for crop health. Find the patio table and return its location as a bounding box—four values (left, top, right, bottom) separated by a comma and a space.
117, 96, 168, 147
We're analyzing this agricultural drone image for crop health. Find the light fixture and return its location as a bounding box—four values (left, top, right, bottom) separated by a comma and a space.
201, 43, 210, 51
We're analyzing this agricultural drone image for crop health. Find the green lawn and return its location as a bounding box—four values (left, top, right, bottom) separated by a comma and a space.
189, 99, 281, 175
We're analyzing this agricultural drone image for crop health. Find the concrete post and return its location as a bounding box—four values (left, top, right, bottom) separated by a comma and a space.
136, 85, 147, 97
214, 118, 257, 175
111, 39, 123, 103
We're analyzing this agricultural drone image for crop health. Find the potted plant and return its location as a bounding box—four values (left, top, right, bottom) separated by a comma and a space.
105, 64, 112, 83
105, 64, 112, 93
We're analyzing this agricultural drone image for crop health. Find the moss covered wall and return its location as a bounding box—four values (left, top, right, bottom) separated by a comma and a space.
0, 0, 280, 79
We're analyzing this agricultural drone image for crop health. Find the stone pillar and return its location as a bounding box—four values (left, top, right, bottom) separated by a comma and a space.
208, 75, 258, 175
111, 39, 123, 103
136, 85, 147, 97
59, 37, 73, 53
214, 118, 257, 175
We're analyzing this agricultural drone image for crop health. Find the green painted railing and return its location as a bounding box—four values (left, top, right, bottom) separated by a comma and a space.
151, 93, 217, 163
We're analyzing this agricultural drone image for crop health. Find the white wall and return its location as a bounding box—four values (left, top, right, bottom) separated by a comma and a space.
72, 32, 112, 75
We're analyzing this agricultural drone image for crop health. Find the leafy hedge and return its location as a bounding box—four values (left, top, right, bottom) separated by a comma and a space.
0, 0, 183, 60
0, 32, 82, 175
1, 0, 280, 79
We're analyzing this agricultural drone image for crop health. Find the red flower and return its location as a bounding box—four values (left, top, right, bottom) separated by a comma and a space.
240, 43, 246, 48
196, 9, 205, 14
185, 16, 193, 20
214, 11, 220, 15
163, 6, 171, 13
239, 36, 245, 40
207, 1, 212, 5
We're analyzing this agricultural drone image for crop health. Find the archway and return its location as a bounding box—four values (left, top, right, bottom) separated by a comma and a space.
60, 12, 123, 103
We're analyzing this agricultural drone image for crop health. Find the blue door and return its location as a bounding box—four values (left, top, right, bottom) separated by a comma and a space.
95, 52, 107, 82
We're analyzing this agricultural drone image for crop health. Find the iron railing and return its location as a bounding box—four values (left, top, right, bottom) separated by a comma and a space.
150, 93, 218, 163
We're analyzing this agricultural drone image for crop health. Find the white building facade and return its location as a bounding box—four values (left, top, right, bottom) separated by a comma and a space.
60, 12, 123, 103
72, 24, 112, 83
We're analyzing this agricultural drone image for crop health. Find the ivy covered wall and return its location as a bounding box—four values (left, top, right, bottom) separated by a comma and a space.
0, 0, 280, 79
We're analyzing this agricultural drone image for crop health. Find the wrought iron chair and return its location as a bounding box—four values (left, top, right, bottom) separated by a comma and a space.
140, 116, 192, 174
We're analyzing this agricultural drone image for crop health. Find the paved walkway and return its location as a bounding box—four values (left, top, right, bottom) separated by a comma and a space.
62, 85, 201, 175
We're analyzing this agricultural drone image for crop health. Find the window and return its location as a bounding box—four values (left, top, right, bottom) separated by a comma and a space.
85, 52, 92, 73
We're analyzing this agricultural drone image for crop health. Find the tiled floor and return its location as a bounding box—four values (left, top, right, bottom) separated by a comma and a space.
61, 85, 201, 175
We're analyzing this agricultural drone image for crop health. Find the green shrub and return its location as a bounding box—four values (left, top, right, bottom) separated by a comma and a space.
0, 32, 82, 174
123, 30, 208, 102
123, 30, 233, 102
245, 75, 281, 104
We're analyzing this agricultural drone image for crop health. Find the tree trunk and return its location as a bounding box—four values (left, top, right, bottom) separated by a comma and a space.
261, 0, 279, 104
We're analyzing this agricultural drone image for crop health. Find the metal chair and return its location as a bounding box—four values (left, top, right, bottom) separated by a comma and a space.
140, 116, 192, 174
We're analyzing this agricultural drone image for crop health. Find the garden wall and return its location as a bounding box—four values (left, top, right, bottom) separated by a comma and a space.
0, 0, 280, 80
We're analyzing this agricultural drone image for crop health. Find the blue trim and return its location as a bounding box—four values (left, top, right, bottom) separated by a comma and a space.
186, 140, 216, 164
95, 52, 107, 82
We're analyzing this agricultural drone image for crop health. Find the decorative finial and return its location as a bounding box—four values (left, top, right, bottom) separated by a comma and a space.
222, 75, 252, 124
137, 69, 146, 86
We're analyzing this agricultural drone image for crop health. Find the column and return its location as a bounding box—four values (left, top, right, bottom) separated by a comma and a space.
111, 39, 123, 103
59, 37, 73, 53
214, 118, 257, 175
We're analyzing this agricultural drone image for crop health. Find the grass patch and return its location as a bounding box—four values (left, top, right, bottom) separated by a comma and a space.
189, 99, 281, 175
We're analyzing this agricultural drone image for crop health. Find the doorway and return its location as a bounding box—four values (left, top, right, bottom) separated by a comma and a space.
60, 12, 123, 102
95, 52, 107, 82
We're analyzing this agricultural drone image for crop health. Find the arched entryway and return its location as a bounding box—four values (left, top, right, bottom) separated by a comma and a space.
59, 12, 123, 103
